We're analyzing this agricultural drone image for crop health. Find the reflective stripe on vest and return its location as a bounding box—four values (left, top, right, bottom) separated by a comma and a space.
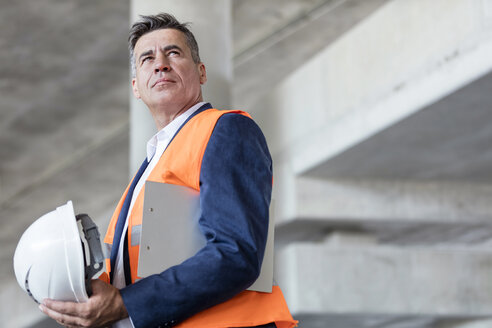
103, 108, 297, 328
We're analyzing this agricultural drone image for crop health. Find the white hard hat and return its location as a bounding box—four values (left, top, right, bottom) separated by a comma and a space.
13, 201, 104, 304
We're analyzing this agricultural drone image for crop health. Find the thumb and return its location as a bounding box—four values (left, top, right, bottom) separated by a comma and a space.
90, 279, 108, 295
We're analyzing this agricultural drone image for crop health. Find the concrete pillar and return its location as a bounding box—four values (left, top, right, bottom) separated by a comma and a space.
130, 0, 232, 174
129, 0, 232, 173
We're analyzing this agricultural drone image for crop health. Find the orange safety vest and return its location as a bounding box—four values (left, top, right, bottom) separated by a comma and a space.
102, 108, 297, 328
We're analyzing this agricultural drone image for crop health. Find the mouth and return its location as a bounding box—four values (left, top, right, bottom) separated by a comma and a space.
152, 78, 175, 87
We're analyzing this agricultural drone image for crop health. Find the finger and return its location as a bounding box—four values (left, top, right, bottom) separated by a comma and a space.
42, 299, 88, 318
39, 303, 83, 327
90, 278, 107, 293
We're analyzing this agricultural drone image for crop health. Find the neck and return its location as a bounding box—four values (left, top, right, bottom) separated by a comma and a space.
151, 96, 202, 130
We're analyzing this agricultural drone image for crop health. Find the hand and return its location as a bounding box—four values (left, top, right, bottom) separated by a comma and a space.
39, 279, 128, 328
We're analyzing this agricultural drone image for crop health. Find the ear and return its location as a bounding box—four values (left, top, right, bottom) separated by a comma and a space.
198, 63, 207, 85
132, 78, 141, 99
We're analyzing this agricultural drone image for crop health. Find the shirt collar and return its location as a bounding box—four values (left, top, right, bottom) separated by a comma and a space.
146, 102, 206, 160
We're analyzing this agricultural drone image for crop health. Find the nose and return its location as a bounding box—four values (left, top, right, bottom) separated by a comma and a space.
154, 53, 170, 73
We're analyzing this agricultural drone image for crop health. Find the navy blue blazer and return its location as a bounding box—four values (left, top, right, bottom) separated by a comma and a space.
118, 103, 273, 328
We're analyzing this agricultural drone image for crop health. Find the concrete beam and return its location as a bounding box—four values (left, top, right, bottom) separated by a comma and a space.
291, 314, 492, 328
274, 176, 492, 225
276, 242, 492, 317
305, 71, 492, 182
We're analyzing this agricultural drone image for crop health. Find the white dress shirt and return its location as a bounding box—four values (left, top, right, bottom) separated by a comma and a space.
112, 102, 205, 328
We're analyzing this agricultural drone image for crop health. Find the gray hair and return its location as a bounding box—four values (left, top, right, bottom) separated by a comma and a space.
129, 13, 201, 77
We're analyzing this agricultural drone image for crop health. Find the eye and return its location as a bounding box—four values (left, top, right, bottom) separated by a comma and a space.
168, 50, 180, 56
142, 56, 153, 64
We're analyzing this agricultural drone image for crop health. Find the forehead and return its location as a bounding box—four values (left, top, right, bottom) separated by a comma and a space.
134, 28, 189, 54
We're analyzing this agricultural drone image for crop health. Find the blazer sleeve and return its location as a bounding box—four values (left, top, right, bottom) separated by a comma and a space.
119, 113, 273, 328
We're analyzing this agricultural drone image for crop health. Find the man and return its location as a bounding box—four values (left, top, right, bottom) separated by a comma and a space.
40, 13, 296, 328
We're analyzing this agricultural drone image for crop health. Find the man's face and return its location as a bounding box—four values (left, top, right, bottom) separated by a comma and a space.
131, 28, 206, 112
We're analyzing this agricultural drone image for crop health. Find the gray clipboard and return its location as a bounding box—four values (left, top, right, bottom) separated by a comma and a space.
138, 181, 274, 293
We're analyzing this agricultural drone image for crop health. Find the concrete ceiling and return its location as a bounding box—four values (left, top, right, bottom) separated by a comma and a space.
0, 0, 385, 293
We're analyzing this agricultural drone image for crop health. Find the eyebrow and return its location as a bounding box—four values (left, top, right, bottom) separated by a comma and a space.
138, 50, 154, 61
162, 44, 183, 53
138, 45, 184, 62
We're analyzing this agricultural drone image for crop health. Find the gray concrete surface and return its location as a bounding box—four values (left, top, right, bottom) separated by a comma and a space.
306, 71, 492, 181
233, 0, 388, 110
277, 243, 492, 315
278, 177, 492, 224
